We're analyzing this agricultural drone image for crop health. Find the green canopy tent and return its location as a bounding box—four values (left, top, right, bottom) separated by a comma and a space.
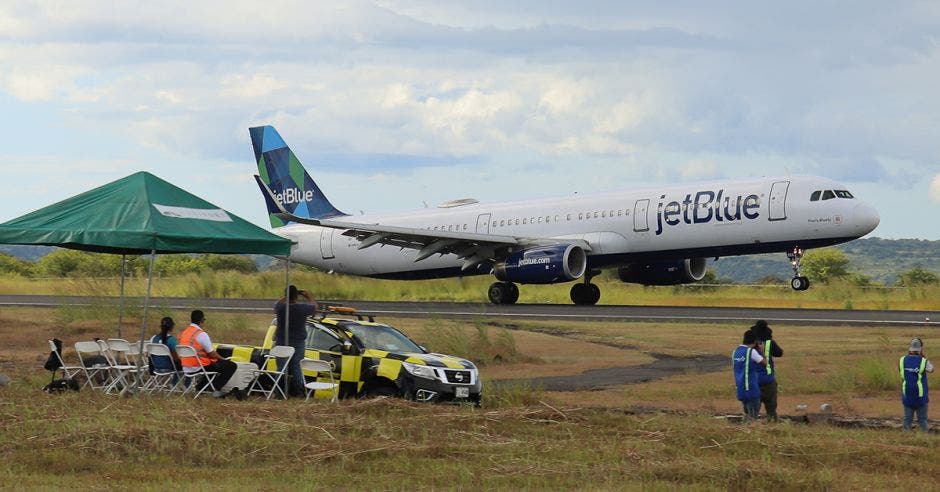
0, 171, 294, 384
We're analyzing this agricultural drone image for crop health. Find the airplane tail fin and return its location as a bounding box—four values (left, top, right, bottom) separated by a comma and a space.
249, 125, 346, 228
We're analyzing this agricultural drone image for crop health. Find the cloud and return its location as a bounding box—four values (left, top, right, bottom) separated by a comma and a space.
1, 1, 940, 203
930, 174, 940, 203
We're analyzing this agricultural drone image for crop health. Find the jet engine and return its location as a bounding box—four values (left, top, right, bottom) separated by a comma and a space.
493, 244, 587, 284
617, 258, 708, 285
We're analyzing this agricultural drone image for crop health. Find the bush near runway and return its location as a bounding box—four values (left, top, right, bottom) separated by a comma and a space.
1, 308, 937, 489
1, 269, 939, 310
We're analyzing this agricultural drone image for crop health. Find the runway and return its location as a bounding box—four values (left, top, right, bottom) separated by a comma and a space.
0, 295, 937, 326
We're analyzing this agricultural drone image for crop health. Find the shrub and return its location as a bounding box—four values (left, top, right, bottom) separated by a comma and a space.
856, 358, 896, 394
896, 266, 939, 286
0, 253, 33, 277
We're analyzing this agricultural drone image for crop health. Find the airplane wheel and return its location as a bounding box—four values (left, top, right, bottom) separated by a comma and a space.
791, 276, 810, 291
488, 282, 518, 305
570, 283, 599, 306
488, 282, 505, 304
588, 283, 601, 305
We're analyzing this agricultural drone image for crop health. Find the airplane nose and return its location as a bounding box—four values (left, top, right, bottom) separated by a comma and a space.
853, 202, 880, 235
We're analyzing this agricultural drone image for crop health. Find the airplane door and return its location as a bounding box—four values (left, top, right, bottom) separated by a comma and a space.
633, 199, 650, 232
769, 181, 790, 221
319, 228, 335, 259
475, 214, 491, 234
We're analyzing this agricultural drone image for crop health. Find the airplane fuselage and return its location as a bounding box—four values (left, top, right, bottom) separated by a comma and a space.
273, 175, 879, 280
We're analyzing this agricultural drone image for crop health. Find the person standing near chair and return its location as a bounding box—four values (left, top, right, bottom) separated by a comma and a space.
900, 338, 933, 432
752, 320, 783, 421
178, 310, 239, 398
733, 329, 766, 422
275, 285, 318, 397
150, 316, 181, 373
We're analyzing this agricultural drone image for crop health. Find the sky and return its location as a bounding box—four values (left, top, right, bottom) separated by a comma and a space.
1, 1, 939, 239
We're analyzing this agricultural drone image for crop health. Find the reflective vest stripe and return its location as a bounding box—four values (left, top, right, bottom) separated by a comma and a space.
764, 341, 772, 375
744, 348, 751, 391
899, 357, 906, 395
917, 357, 927, 397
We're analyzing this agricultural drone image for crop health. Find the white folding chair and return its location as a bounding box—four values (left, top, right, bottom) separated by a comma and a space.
73, 341, 110, 390
300, 358, 339, 403
127, 340, 147, 365
102, 339, 138, 394
47, 340, 84, 382
247, 345, 295, 400
176, 344, 219, 399
144, 343, 181, 394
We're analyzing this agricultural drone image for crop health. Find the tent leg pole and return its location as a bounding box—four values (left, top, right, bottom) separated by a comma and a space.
134, 250, 156, 392
284, 254, 291, 398
117, 254, 126, 339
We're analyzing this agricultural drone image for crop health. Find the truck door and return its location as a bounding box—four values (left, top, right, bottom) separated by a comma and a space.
319, 227, 335, 259
303, 323, 348, 396
475, 213, 491, 234
769, 181, 790, 221
633, 199, 650, 232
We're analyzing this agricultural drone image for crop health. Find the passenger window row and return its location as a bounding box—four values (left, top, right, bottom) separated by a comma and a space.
493, 209, 626, 228
428, 224, 470, 231
421, 208, 631, 232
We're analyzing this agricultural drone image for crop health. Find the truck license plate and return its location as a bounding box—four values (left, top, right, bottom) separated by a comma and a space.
456, 387, 469, 398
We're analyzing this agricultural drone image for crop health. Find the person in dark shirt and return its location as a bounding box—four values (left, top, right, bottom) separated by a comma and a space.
751, 320, 783, 421
149, 316, 181, 373
274, 285, 318, 397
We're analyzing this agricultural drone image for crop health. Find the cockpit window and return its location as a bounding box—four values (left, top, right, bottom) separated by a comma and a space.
822, 190, 835, 200
810, 191, 821, 201
834, 190, 854, 199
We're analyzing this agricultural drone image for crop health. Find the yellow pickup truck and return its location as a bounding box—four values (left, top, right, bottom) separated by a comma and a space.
216, 309, 482, 405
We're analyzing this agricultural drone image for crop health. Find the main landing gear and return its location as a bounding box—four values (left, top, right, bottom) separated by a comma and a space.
570, 270, 602, 306
487, 270, 603, 306
488, 281, 519, 305
787, 246, 810, 291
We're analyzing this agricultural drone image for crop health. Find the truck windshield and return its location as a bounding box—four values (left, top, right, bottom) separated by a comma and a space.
344, 323, 424, 353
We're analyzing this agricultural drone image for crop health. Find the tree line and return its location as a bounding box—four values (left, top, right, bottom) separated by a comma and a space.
0, 250, 257, 277
1, 247, 937, 286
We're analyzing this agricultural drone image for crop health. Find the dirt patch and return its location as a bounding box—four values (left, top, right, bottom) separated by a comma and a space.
509, 353, 727, 391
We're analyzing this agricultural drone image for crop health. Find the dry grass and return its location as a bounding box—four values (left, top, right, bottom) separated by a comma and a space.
3, 270, 939, 310
1, 308, 938, 490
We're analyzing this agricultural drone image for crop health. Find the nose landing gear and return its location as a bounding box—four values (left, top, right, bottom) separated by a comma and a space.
787, 246, 810, 291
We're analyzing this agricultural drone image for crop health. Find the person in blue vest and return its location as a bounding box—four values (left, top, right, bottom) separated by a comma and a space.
752, 320, 784, 421
900, 338, 933, 431
733, 330, 767, 421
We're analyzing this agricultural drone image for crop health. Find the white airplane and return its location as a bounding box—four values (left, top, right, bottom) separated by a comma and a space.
248, 125, 880, 305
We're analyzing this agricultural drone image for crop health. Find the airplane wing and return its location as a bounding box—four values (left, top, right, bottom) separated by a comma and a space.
254, 175, 592, 270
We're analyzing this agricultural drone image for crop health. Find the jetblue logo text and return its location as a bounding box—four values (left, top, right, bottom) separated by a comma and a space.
275, 188, 314, 205
518, 257, 551, 266
655, 190, 760, 236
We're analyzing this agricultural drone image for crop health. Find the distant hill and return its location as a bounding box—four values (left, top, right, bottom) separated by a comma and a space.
0, 245, 53, 261
2, 238, 937, 285
709, 237, 940, 285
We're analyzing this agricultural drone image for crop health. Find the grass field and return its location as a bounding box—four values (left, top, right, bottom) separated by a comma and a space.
1, 307, 937, 490
2, 270, 939, 310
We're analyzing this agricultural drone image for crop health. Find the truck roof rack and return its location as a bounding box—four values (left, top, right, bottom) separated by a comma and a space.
319, 305, 376, 323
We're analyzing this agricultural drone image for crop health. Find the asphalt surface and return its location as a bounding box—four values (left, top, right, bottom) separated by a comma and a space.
0, 295, 937, 326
